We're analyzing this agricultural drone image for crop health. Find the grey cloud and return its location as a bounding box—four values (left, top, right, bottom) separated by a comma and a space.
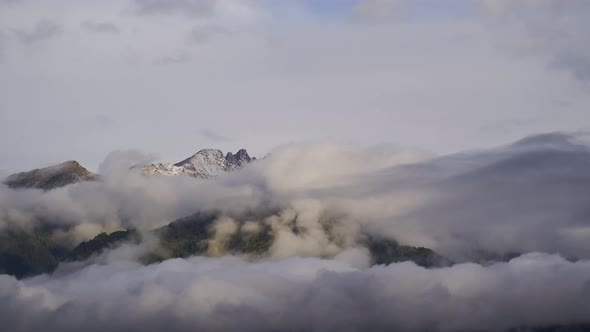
153, 52, 191, 65
0, 0, 22, 5
200, 129, 233, 143
93, 114, 114, 128
81, 21, 120, 34
134, 0, 216, 17
478, 118, 534, 135
1, 253, 590, 331
551, 52, 590, 82
98, 150, 157, 175
353, 0, 590, 82
375, 133, 590, 261
552, 99, 572, 108
2, 0, 588, 172
189, 24, 230, 43
353, 0, 412, 20
480, 0, 590, 82
13, 20, 61, 44
0, 30, 5, 60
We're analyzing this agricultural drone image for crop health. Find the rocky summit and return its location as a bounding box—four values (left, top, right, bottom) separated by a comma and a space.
142, 148, 254, 178
3, 160, 96, 190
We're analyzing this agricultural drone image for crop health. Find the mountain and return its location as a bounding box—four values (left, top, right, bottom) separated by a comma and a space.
0, 210, 448, 278
142, 148, 254, 178
3, 148, 254, 191
3, 160, 97, 190
0, 228, 62, 278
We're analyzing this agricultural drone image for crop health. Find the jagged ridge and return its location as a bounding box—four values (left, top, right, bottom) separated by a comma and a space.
142, 148, 254, 178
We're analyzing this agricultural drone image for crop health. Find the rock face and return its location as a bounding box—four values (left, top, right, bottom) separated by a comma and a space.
142, 148, 254, 178
3, 161, 96, 190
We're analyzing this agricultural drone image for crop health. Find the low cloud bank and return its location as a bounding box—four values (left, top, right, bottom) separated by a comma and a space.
1, 253, 590, 331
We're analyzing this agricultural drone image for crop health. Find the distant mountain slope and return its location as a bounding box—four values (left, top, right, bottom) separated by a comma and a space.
3, 160, 97, 190
0, 227, 70, 278
0, 211, 447, 279
142, 148, 254, 178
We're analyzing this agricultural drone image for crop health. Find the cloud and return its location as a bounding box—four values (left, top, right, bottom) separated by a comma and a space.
479, 0, 590, 82
0, 30, 5, 60
478, 118, 533, 135
1, 0, 589, 171
133, 0, 265, 27
551, 52, 590, 82
2, 133, 590, 263
352, 0, 590, 82
0, 0, 22, 5
93, 114, 114, 128
189, 24, 230, 43
153, 52, 191, 65
354, 0, 411, 20
1, 253, 590, 331
199, 129, 233, 143
12, 20, 61, 44
98, 150, 157, 175
134, 0, 217, 17
81, 21, 119, 34
0, 0, 589, 326
1, 133, 590, 329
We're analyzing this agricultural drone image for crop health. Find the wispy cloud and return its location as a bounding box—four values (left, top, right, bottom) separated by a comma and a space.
153, 52, 191, 65
199, 129, 233, 143
81, 21, 120, 34
480, 0, 590, 82
12, 19, 61, 44
189, 24, 230, 43
134, 0, 217, 17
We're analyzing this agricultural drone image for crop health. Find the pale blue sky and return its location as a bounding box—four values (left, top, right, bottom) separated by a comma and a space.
266, 0, 473, 20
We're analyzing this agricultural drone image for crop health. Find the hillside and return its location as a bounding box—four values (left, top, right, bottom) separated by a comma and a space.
0, 211, 447, 278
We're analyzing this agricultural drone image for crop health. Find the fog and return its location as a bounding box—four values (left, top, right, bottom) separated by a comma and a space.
2, 253, 590, 331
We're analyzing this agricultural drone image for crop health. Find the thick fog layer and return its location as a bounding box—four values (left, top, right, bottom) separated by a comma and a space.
2, 253, 590, 332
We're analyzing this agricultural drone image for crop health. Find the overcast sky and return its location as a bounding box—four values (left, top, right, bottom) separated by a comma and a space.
1, 0, 589, 172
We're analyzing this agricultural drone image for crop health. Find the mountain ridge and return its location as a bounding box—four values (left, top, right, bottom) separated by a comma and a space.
3, 160, 97, 190
142, 148, 254, 178
3, 148, 254, 190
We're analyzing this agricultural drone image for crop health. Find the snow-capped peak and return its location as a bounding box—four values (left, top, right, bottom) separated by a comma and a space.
142, 148, 253, 178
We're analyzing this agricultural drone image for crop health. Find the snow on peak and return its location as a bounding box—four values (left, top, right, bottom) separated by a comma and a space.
142, 148, 253, 178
